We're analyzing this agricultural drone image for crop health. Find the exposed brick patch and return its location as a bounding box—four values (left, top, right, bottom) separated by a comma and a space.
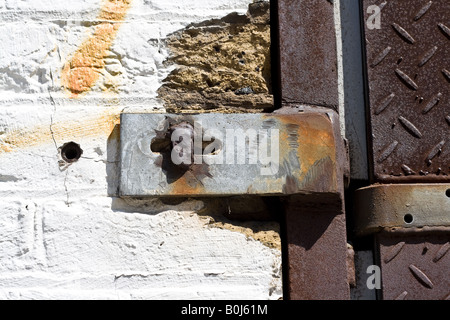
158, 1, 273, 113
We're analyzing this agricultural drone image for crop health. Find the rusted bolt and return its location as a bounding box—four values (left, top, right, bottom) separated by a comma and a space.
60, 142, 83, 163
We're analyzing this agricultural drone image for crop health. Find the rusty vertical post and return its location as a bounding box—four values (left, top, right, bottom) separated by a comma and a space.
275, 0, 351, 299
282, 194, 350, 300
277, 0, 339, 110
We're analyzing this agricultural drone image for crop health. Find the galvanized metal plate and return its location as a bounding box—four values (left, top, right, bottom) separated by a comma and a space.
377, 229, 450, 300
354, 184, 450, 236
119, 113, 339, 197
362, 0, 450, 182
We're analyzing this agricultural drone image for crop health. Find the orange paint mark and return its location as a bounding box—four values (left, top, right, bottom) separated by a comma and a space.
99, 0, 132, 21
61, 0, 132, 96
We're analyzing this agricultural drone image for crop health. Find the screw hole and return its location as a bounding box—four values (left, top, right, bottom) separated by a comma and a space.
446, 189, 450, 198
404, 214, 414, 224
61, 142, 83, 163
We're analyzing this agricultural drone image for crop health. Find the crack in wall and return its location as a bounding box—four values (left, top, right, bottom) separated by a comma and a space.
48, 70, 59, 151
64, 170, 70, 207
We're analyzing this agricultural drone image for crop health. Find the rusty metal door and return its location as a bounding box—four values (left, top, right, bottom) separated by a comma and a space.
356, 0, 450, 300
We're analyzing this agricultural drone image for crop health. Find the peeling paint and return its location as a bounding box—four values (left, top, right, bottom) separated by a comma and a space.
114, 197, 281, 250
196, 197, 281, 250
158, 1, 272, 112
209, 219, 281, 251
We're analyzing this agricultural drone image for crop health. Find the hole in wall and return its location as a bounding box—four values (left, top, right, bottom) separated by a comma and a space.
404, 213, 414, 224
60, 142, 83, 163
446, 189, 450, 198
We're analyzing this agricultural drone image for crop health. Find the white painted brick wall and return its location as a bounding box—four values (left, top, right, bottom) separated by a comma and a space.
0, 0, 282, 300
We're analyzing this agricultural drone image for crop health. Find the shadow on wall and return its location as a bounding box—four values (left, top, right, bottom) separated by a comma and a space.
105, 120, 343, 253
107, 124, 121, 197
105, 123, 282, 250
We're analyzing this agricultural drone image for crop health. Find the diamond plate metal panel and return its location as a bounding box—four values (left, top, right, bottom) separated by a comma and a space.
377, 229, 450, 300
362, 0, 450, 182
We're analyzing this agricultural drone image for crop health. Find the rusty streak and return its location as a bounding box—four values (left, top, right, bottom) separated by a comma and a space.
0, 112, 120, 153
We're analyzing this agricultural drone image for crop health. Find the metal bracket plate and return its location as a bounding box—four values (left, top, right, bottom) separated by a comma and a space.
355, 184, 450, 236
119, 112, 340, 197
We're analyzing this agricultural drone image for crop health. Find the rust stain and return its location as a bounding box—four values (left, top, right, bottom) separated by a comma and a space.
168, 173, 205, 196
276, 114, 336, 180
61, 0, 132, 97
0, 112, 120, 153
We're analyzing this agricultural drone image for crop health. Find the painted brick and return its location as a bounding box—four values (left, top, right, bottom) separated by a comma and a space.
0, 0, 282, 300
